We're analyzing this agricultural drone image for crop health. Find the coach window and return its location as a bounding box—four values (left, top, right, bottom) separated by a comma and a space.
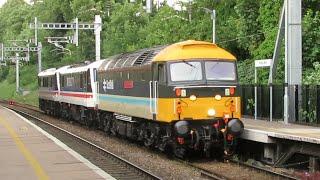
61, 76, 65, 88
49, 77, 52, 88
44, 77, 48, 87
80, 73, 84, 89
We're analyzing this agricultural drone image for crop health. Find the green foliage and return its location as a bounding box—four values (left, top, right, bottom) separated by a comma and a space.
103, 2, 148, 56
304, 62, 320, 84
303, 9, 320, 68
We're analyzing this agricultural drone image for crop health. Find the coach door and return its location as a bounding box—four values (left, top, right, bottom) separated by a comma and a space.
93, 68, 99, 105
86, 69, 92, 106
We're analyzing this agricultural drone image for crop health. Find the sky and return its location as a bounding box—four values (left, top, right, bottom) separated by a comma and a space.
0, 0, 6, 7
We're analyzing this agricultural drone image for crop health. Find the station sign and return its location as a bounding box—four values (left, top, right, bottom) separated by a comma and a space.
255, 59, 272, 68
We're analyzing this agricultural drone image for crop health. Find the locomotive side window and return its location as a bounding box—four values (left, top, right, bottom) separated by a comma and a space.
158, 64, 166, 84
170, 61, 202, 81
205, 61, 236, 81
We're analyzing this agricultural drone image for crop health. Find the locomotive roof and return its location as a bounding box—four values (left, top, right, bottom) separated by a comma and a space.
59, 60, 105, 75
98, 46, 167, 70
98, 40, 236, 71
153, 40, 236, 62
38, 68, 57, 77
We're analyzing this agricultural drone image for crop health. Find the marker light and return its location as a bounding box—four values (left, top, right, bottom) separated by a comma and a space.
207, 109, 216, 117
230, 87, 235, 95
215, 94, 222, 101
175, 88, 181, 97
190, 95, 197, 101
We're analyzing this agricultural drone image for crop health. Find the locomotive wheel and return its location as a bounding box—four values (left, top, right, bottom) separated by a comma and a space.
144, 131, 155, 147
85, 111, 94, 128
174, 146, 187, 159
110, 118, 117, 136
104, 118, 112, 134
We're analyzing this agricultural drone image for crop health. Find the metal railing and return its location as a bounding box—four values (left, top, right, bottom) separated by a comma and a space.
239, 85, 320, 126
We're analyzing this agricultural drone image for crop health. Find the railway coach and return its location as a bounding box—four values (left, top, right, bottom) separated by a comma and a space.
57, 61, 103, 125
38, 67, 59, 114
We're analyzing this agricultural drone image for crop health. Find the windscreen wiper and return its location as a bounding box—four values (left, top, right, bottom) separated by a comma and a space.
182, 60, 195, 68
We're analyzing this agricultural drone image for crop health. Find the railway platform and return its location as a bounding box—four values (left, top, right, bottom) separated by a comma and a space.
0, 105, 114, 180
240, 118, 320, 170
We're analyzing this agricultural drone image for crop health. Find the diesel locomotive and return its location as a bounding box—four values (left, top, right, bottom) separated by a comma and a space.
38, 40, 244, 157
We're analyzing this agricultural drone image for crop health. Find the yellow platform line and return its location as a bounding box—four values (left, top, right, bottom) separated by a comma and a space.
0, 117, 49, 180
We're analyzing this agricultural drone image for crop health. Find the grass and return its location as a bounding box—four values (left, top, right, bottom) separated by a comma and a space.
0, 65, 39, 107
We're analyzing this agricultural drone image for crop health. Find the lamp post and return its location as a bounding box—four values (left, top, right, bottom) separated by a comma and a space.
201, 7, 216, 44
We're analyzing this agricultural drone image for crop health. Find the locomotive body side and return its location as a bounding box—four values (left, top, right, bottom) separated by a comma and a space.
96, 40, 244, 157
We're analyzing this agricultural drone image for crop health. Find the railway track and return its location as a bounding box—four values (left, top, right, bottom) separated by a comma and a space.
3, 101, 300, 180
190, 160, 298, 180
8, 106, 161, 180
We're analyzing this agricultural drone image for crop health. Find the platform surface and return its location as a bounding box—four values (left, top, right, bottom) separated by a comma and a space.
0, 106, 114, 180
241, 118, 320, 144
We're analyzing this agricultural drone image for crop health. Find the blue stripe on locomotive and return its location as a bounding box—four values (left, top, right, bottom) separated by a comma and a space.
98, 94, 153, 106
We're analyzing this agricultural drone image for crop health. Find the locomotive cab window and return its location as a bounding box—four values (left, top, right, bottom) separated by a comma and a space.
169, 61, 202, 82
205, 61, 236, 81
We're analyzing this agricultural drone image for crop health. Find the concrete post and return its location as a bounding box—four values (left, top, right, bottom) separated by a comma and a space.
94, 15, 102, 61
38, 42, 42, 73
74, 17, 79, 46
35, 17, 38, 46
285, 0, 302, 123
146, 0, 152, 13
211, 10, 216, 44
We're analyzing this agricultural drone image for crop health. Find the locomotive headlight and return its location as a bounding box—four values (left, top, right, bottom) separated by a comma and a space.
215, 95, 222, 101
190, 95, 197, 101
207, 109, 216, 117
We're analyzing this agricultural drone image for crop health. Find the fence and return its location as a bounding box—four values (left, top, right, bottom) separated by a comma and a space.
239, 85, 320, 126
